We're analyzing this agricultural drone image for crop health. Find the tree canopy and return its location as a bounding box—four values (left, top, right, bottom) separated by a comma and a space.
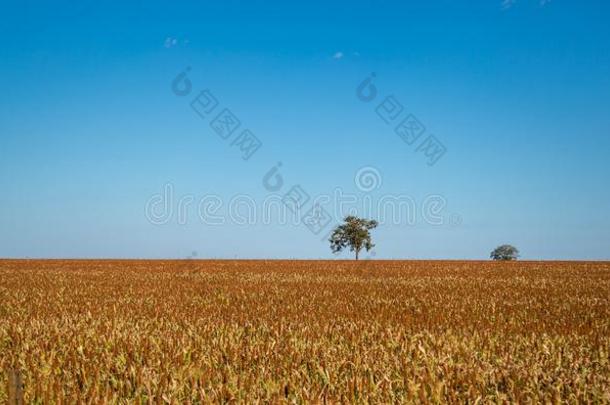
490, 245, 519, 261
329, 216, 378, 260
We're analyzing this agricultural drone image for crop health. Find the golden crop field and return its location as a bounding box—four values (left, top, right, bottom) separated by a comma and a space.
1, 259, 609, 403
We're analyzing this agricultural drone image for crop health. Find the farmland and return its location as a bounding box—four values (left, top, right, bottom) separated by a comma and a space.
1, 260, 609, 403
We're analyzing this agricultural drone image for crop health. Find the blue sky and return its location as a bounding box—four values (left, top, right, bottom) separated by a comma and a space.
1, 0, 609, 259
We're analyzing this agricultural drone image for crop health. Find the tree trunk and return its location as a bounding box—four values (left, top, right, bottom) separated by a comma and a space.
355, 250, 359, 260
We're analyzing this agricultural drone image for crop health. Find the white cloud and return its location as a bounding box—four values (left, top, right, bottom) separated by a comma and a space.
502, 0, 551, 10
501, 0, 516, 10
164, 37, 178, 48
332, 51, 344, 60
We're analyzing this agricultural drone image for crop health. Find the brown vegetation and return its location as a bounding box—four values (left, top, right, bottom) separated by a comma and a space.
1, 259, 609, 403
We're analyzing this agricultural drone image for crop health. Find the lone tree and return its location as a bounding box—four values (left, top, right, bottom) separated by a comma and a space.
490, 244, 519, 261
329, 216, 378, 260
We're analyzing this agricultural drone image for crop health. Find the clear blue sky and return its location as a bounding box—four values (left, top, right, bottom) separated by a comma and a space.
1, 0, 609, 259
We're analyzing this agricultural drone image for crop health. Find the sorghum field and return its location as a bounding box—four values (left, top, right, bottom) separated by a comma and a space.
1, 260, 609, 403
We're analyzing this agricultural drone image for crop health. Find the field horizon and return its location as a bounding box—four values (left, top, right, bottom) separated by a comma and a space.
2, 259, 609, 402
3, 258, 610, 263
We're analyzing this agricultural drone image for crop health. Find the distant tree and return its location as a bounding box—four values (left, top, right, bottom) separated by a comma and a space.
329, 216, 378, 260
490, 245, 519, 261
